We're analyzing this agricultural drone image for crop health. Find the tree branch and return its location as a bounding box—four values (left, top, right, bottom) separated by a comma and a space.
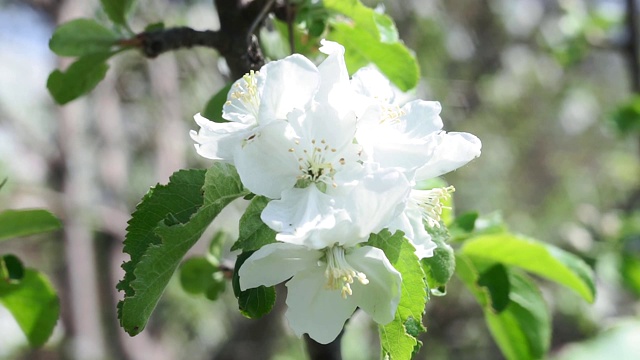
125, 27, 228, 58
625, 0, 640, 92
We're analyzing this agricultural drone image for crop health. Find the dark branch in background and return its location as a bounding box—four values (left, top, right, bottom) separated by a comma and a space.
624, 0, 640, 212
125, 28, 227, 59
125, 0, 285, 79
625, 0, 640, 93
304, 333, 344, 360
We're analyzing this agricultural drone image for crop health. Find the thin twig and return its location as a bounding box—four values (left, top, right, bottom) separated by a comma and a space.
247, 0, 277, 43
286, 0, 295, 54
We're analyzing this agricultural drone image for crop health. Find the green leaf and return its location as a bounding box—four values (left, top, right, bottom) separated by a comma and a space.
231, 196, 277, 252
324, 0, 419, 91
461, 233, 596, 303
232, 251, 276, 318
0, 209, 62, 241
117, 169, 207, 299
477, 264, 510, 313
47, 52, 112, 104
118, 164, 248, 335
611, 96, 640, 136
621, 254, 640, 297
202, 83, 233, 123
0, 269, 59, 347
49, 19, 119, 57
100, 0, 135, 28
421, 224, 455, 295
369, 230, 427, 360
448, 211, 478, 241
144, 22, 165, 32
485, 271, 550, 360
179, 257, 218, 295
456, 255, 550, 360
1, 254, 25, 283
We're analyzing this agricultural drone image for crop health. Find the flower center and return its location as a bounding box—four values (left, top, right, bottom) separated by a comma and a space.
227, 70, 260, 120
323, 246, 369, 299
290, 138, 343, 190
411, 186, 455, 228
379, 104, 405, 125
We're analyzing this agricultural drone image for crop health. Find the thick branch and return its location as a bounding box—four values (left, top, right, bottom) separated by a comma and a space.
129, 27, 228, 58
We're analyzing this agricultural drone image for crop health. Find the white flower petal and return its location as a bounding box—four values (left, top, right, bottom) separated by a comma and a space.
317, 40, 352, 111
234, 120, 300, 198
348, 246, 402, 325
415, 131, 482, 180
258, 54, 320, 121
238, 242, 322, 290
288, 102, 357, 156
340, 167, 411, 246
190, 113, 251, 161
262, 185, 351, 248
401, 100, 444, 134
351, 66, 395, 104
285, 267, 359, 344
356, 100, 445, 173
388, 209, 437, 259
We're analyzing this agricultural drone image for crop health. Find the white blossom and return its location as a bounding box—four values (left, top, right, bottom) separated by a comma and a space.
239, 242, 401, 344
190, 54, 320, 162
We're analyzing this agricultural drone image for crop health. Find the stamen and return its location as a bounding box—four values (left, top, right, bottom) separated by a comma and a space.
411, 186, 455, 228
229, 70, 260, 119
323, 246, 369, 299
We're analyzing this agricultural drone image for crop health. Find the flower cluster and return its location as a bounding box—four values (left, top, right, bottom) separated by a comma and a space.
190, 41, 481, 344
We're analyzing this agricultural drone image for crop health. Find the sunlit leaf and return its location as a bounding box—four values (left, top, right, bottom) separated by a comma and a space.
461, 233, 596, 303
370, 230, 427, 359
324, 0, 419, 91
0, 269, 59, 347
0, 209, 62, 242
118, 164, 248, 335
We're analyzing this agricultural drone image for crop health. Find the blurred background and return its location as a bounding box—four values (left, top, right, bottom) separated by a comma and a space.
1, 0, 639, 359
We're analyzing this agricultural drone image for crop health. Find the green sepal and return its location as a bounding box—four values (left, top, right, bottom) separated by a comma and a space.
421, 223, 455, 295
